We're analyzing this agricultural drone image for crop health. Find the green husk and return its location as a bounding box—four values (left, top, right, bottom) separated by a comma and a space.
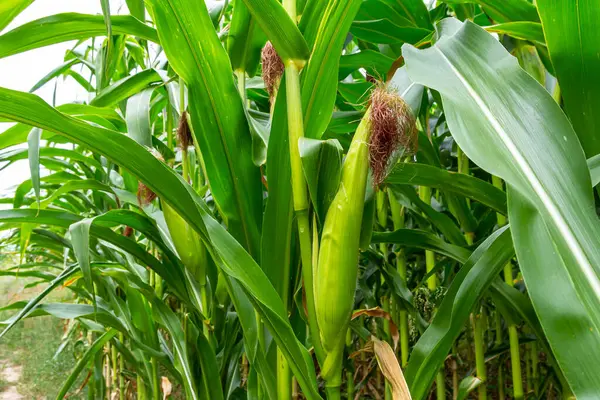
315, 111, 372, 386
163, 201, 207, 285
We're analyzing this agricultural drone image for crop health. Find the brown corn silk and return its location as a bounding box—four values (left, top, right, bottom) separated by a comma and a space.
261, 41, 284, 99
177, 111, 193, 150
369, 85, 418, 186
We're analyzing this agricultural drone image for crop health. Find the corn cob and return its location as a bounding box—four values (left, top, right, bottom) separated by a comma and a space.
315, 85, 416, 393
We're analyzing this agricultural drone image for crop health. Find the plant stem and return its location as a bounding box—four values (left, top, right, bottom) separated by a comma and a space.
472, 311, 487, 399
419, 183, 445, 399
119, 333, 125, 400
451, 344, 458, 400
388, 189, 409, 367
111, 341, 118, 395
531, 339, 539, 395
137, 374, 147, 400
281, 2, 324, 398
346, 329, 355, 400
419, 186, 437, 290
277, 348, 292, 400
492, 175, 524, 399
282, 30, 324, 367
325, 386, 342, 400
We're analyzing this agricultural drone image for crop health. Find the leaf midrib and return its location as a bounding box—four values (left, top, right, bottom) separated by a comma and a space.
162, 0, 255, 255
435, 45, 600, 299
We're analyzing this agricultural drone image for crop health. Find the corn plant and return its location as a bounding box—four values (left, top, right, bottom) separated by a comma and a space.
1, 0, 600, 399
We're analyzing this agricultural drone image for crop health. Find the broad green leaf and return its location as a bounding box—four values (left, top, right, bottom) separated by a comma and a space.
100, 0, 113, 91
0, 88, 320, 400
389, 185, 467, 246
298, 137, 343, 225
0, 208, 189, 302
126, 0, 145, 21
56, 329, 119, 400
485, 21, 545, 45
126, 88, 154, 148
238, 0, 309, 66
301, 0, 364, 140
0, 264, 78, 338
351, 0, 432, 45
38, 180, 115, 209
405, 227, 513, 400
29, 59, 79, 93
0, 0, 34, 32
227, 0, 265, 77
91, 69, 161, 107
152, 300, 202, 399
339, 50, 395, 80
386, 163, 507, 215
146, 0, 263, 258
403, 19, 600, 397
372, 228, 471, 262
537, 0, 600, 157
26, 127, 42, 202
0, 13, 159, 59
260, 83, 294, 294
457, 376, 483, 400
588, 154, 600, 187
508, 189, 600, 396
69, 218, 95, 306
441, 0, 539, 23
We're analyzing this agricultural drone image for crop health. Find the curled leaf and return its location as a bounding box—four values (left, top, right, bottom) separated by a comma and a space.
372, 336, 412, 400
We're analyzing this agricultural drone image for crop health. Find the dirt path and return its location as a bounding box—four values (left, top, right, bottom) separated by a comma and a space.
0, 360, 23, 400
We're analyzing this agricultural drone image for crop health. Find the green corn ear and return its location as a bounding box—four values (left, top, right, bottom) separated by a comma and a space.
162, 201, 207, 284
315, 110, 372, 355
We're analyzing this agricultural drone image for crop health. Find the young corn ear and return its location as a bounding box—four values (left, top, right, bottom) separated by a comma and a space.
315, 84, 416, 382
163, 202, 207, 282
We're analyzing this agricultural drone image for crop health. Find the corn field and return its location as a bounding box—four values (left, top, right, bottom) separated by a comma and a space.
1, 0, 599, 398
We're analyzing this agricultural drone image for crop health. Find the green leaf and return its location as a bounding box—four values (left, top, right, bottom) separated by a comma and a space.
339, 50, 395, 80
0, 0, 34, 32
403, 19, 600, 397
26, 127, 42, 203
299, 138, 343, 225
0, 13, 159, 59
508, 189, 600, 396
441, 0, 539, 23
29, 59, 79, 93
126, 88, 154, 148
0, 88, 320, 400
457, 376, 483, 400
126, 0, 145, 20
238, 0, 309, 66
389, 185, 467, 246
227, 0, 265, 77
146, 0, 263, 258
485, 21, 545, 45
260, 83, 294, 294
372, 228, 471, 262
351, 0, 432, 45
0, 264, 78, 338
152, 300, 203, 399
100, 0, 113, 89
537, 0, 600, 157
56, 329, 119, 400
301, 0, 364, 140
91, 69, 161, 107
385, 163, 507, 215
69, 218, 95, 307
405, 227, 513, 400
